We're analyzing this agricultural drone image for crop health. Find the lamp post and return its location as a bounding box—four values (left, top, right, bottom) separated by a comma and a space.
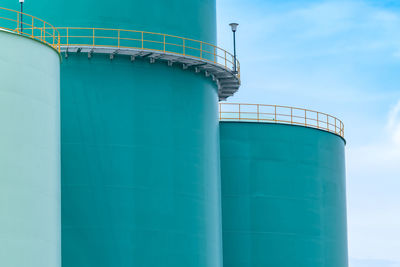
19, 0, 24, 32
229, 23, 239, 74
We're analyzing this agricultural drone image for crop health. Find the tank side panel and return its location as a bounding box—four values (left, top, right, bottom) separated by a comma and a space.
60, 53, 222, 267
0, 32, 60, 267
220, 122, 348, 267
0, 0, 217, 43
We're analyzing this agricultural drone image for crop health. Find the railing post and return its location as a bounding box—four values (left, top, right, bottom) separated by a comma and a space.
291, 108, 293, 124
238, 104, 241, 120
118, 30, 120, 48
225, 51, 227, 68
219, 103, 222, 120
317, 113, 319, 128
53, 28, 55, 46
335, 118, 337, 134
93, 28, 95, 46
31, 16, 34, 37
141, 32, 144, 49
342, 122, 344, 137
17, 12, 20, 33
163, 35, 165, 52
183, 39, 185, 55
66, 28, 69, 46
213, 46, 216, 63
200, 42, 203, 59
257, 104, 260, 122
274, 106, 277, 122
327, 115, 329, 131
305, 110, 307, 126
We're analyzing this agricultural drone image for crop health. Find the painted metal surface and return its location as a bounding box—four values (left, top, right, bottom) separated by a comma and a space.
14, 0, 223, 266
220, 122, 348, 267
20, 0, 217, 43
219, 103, 344, 138
56, 27, 240, 100
59, 55, 222, 267
0, 31, 60, 267
57, 27, 239, 76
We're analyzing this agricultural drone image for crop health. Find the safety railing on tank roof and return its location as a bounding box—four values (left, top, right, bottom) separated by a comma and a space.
219, 103, 344, 138
0, 7, 60, 52
56, 27, 240, 79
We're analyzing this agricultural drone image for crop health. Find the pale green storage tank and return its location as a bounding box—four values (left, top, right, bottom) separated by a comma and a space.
220, 121, 348, 267
13, 0, 225, 266
0, 30, 60, 267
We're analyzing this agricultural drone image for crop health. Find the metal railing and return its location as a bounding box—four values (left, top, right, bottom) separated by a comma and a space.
56, 27, 240, 79
219, 103, 344, 138
0, 7, 60, 52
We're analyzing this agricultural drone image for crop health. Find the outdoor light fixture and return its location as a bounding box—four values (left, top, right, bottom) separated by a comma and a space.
229, 23, 239, 74
19, 0, 24, 32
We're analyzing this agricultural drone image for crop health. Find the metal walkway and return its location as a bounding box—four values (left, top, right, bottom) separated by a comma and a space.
62, 46, 240, 101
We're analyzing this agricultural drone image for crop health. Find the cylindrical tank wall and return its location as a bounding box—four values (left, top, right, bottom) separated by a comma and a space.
60, 55, 222, 267
220, 122, 348, 267
22, 0, 216, 43
0, 31, 60, 267
10, 0, 222, 266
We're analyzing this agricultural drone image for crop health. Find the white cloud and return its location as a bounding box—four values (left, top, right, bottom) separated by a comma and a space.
387, 99, 400, 145
350, 258, 400, 267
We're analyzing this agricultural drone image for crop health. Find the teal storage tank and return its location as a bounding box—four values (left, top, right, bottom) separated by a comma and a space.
220, 122, 348, 267
23, 0, 216, 42
0, 31, 60, 267
12, 0, 223, 267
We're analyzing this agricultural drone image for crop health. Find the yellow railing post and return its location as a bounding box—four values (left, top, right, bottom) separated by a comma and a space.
118, 30, 120, 48
257, 104, 260, 122
31, 16, 34, 37
291, 108, 293, 124
213, 46, 216, 63
16, 12, 20, 33
274, 106, 277, 121
163, 35, 165, 52
200, 42, 203, 59
219, 103, 222, 120
183, 39, 185, 55
93, 28, 95, 46
304, 110, 307, 126
67, 28, 69, 46
238, 104, 241, 120
141, 32, 144, 49
342, 123, 344, 137
327, 115, 329, 131
335, 118, 337, 134
225, 51, 227, 68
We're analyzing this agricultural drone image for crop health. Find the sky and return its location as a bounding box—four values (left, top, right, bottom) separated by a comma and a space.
216, 1, 400, 267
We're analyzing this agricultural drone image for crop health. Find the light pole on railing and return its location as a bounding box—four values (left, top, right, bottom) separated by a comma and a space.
19, 0, 24, 32
229, 23, 239, 74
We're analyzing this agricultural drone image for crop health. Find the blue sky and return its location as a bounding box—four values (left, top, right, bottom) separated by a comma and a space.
216, 1, 400, 266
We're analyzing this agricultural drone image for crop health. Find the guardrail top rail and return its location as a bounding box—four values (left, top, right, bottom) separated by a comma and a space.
0, 7, 60, 52
56, 27, 240, 80
219, 103, 344, 138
